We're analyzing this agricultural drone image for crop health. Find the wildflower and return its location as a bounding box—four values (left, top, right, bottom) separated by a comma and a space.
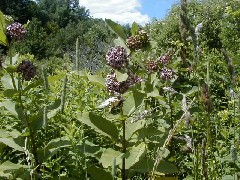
146, 60, 158, 73
126, 30, 149, 51
106, 71, 142, 94
159, 54, 171, 64
6, 22, 27, 40
106, 46, 128, 70
160, 67, 173, 81
17, 60, 36, 81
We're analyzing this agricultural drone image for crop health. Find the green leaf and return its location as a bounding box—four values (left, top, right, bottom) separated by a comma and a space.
4, 65, 18, 73
1, 75, 17, 89
0, 11, 8, 46
123, 94, 135, 116
0, 161, 28, 171
125, 121, 145, 140
23, 79, 43, 93
77, 112, 119, 140
113, 37, 130, 53
87, 74, 106, 88
88, 166, 112, 180
125, 143, 146, 169
37, 137, 71, 163
99, 148, 122, 168
130, 158, 178, 174
30, 113, 44, 131
0, 138, 24, 152
47, 99, 61, 119
123, 91, 146, 116
0, 100, 18, 116
76, 141, 102, 159
105, 19, 127, 40
131, 22, 139, 36
48, 73, 65, 83
115, 70, 128, 82
3, 89, 18, 98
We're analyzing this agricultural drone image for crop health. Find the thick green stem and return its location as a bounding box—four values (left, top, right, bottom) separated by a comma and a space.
121, 119, 126, 180
18, 80, 40, 174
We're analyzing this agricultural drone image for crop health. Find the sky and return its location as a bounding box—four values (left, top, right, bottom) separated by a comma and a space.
79, 0, 179, 26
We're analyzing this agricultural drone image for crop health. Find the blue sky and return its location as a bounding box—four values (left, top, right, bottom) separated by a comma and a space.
79, 0, 179, 25
140, 0, 179, 20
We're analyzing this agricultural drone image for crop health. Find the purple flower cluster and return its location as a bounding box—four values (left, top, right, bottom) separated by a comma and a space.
146, 60, 158, 73
106, 46, 128, 70
160, 67, 173, 81
126, 30, 149, 51
159, 54, 171, 64
6, 22, 27, 40
17, 60, 36, 81
106, 71, 142, 94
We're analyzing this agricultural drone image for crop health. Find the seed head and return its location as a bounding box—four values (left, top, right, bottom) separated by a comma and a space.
6, 22, 27, 40
17, 60, 36, 81
106, 46, 128, 70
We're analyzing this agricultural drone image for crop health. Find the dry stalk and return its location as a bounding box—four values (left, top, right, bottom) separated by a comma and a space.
150, 97, 196, 179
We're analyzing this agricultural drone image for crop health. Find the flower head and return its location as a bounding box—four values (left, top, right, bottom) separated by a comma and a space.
159, 54, 171, 65
7, 22, 27, 40
126, 30, 149, 51
106, 71, 142, 94
160, 67, 173, 81
146, 60, 158, 73
17, 60, 36, 81
106, 46, 128, 70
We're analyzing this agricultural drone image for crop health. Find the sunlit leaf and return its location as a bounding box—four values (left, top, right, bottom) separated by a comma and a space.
77, 112, 119, 140
99, 148, 122, 168
105, 19, 127, 40
131, 22, 139, 36
125, 143, 146, 169
0, 161, 28, 171
0, 11, 8, 46
115, 70, 128, 82
87, 74, 106, 87
0, 138, 24, 152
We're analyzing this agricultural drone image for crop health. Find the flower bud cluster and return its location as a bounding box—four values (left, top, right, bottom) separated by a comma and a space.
159, 54, 172, 64
146, 60, 158, 73
106, 46, 128, 69
17, 60, 36, 81
6, 22, 27, 40
126, 30, 149, 51
106, 71, 142, 94
160, 67, 173, 81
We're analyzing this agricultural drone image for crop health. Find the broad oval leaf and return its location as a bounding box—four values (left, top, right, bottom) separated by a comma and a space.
87, 74, 106, 88
125, 142, 146, 169
99, 148, 122, 168
0, 138, 24, 152
77, 112, 119, 140
0, 161, 28, 171
115, 70, 128, 82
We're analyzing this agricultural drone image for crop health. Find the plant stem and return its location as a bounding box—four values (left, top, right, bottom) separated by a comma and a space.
18, 80, 40, 175
121, 119, 126, 180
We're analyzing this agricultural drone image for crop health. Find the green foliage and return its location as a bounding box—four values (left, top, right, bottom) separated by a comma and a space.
0, 0, 240, 179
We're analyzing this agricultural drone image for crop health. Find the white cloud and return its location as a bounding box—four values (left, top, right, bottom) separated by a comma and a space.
79, 0, 150, 25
